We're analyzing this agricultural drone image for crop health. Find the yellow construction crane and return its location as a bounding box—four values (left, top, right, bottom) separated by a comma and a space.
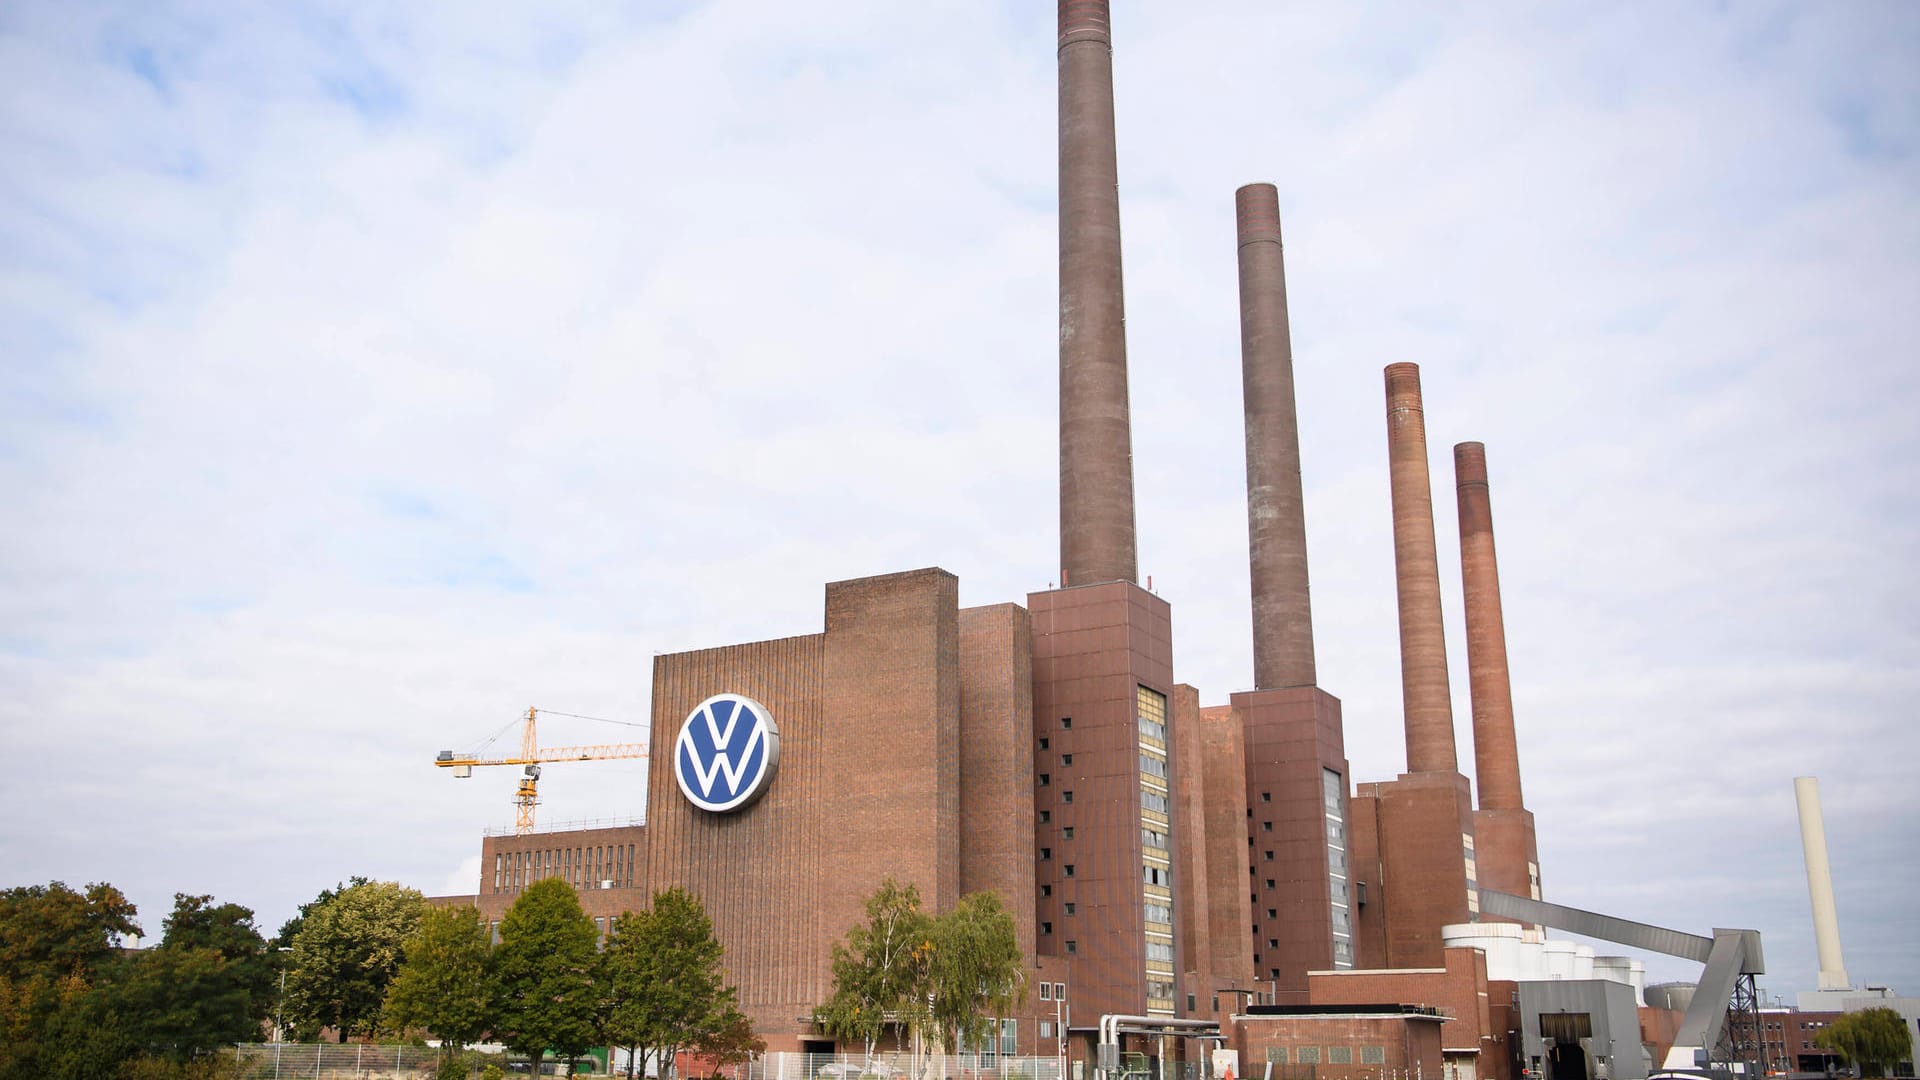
436, 706, 648, 835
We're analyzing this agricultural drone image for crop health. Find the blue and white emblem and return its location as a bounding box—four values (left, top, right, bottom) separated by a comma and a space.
674, 693, 781, 814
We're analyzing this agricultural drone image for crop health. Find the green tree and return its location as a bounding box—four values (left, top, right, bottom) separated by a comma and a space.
925, 891, 1023, 1059
696, 1008, 766, 1076
0, 882, 140, 984
109, 945, 259, 1059
814, 878, 933, 1061
159, 893, 273, 1025
0, 882, 140, 1080
283, 880, 425, 1041
492, 879, 599, 1069
1816, 1007, 1914, 1079
601, 888, 743, 1080
383, 904, 494, 1054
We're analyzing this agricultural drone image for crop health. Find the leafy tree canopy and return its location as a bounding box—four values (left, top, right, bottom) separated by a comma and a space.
383, 903, 494, 1052
815, 878, 934, 1059
284, 879, 425, 1042
926, 890, 1024, 1057
602, 888, 742, 1079
1816, 1007, 1914, 1079
492, 879, 599, 1064
0, 881, 140, 984
159, 893, 272, 1023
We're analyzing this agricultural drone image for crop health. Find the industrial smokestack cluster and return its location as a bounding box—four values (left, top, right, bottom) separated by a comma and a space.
1051, 0, 1540, 945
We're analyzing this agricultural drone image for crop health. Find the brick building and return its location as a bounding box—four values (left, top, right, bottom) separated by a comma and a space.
431, 2, 1569, 1073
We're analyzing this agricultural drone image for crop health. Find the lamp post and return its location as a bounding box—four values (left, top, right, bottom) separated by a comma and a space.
274, 946, 293, 1080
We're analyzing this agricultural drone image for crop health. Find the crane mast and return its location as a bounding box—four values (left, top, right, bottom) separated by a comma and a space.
435, 706, 647, 835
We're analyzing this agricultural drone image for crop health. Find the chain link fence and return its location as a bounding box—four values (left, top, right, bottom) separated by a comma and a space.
231, 1044, 442, 1080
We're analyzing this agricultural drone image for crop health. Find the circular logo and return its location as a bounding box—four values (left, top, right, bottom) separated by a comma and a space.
674, 693, 781, 813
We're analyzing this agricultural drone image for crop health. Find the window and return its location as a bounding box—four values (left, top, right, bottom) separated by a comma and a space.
1362, 1048, 1386, 1065
1063, 790, 1074, 803
1262, 821, 1273, 832
1040, 983, 1052, 1001
1064, 902, 1076, 915
1063, 827, 1074, 840
1062, 753, 1073, 765
1065, 940, 1077, 954
1042, 921, 1052, 935
1144, 865, 1171, 887
1061, 717, 1072, 729
1039, 773, 1050, 787
1146, 942, 1173, 962
1041, 884, 1052, 897
1144, 903, 1171, 925
1040, 847, 1052, 860
1297, 1048, 1320, 1064
1264, 850, 1275, 860
1267, 938, 1278, 949
1065, 864, 1076, 877
1142, 791, 1168, 813
1328, 1048, 1352, 1065
1139, 754, 1168, 778
1054, 983, 1065, 999
1267, 908, 1277, 919
1261, 791, 1271, 802
1188, 994, 1197, 1012
1138, 686, 1167, 742
1265, 879, 1276, 889
1040, 810, 1051, 824
1266, 1050, 1288, 1065
1039, 737, 1050, 750
1143, 827, 1168, 849
1040, 1021, 1053, 1038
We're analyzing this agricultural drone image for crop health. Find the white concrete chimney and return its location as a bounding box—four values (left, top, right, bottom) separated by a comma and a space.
1793, 775, 1851, 991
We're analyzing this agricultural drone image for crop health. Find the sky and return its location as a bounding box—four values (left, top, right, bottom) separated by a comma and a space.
2, 1, 1915, 1004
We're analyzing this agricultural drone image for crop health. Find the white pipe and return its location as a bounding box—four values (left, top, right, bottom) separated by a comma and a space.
1793, 776, 1851, 991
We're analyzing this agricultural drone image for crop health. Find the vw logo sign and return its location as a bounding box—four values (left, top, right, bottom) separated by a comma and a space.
674, 693, 781, 814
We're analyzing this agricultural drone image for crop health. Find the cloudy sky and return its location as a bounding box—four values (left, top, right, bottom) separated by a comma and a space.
4, 1, 1915, 1001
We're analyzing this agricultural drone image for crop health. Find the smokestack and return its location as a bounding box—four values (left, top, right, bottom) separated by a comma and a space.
1384, 363, 1457, 773
1454, 442, 1522, 810
1057, 0, 1138, 587
1236, 183, 1315, 688
1794, 776, 1852, 990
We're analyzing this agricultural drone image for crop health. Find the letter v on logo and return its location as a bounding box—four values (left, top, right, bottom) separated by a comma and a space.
674, 693, 781, 814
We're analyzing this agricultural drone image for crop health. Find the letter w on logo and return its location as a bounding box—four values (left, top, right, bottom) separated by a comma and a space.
683, 700, 765, 800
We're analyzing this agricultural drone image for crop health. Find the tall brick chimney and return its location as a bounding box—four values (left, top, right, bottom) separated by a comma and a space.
1384, 363, 1457, 774
1236, 183, 1315, 689
1453, 442, 1522, 811
1057, 0, 1138, 587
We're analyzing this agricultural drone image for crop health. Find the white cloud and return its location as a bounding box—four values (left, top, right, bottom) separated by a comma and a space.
2, 0, 1915, 997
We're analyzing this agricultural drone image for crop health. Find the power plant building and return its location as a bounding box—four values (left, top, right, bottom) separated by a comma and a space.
437, 2, 1563, 1073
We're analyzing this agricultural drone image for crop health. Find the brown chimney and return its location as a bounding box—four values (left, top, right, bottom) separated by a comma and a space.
1454, 442, 1524, 810
1384, 363, 1457, 773
1057, 0, 1138, 586
1236, 183, 1315, 688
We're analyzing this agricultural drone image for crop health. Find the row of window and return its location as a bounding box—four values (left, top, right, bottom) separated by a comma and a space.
493, 843, 636, 894
1266, 1047, 1386, 1065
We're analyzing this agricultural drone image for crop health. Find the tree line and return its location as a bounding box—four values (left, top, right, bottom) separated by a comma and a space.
3, 872, 1027, 1080
0, 877, 760, 1080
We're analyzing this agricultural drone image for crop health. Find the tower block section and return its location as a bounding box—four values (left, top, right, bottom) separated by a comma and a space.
1028, 582, 1176, 1022
1350, 365, 1478, 970
1454, 442, 1540, 905
1231, 183, 1354, 1000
